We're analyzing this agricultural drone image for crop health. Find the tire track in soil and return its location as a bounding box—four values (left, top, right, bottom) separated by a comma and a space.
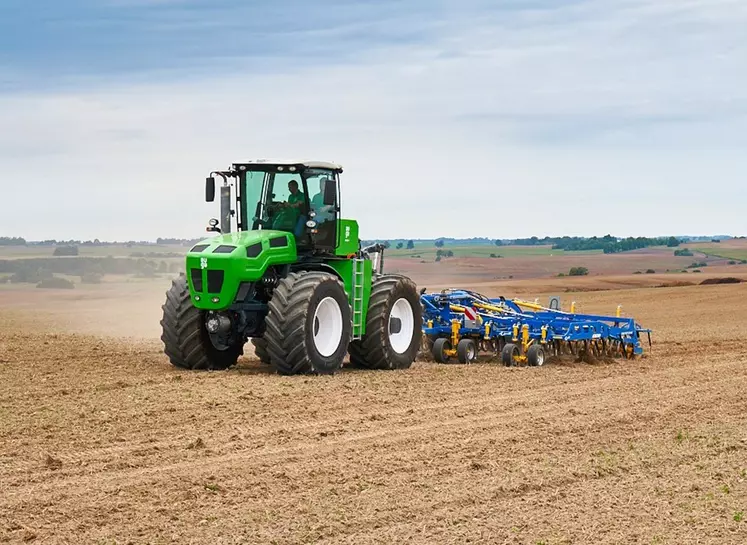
13, 363, 743, 545
2, 341, 738, 479
3, 353, 744, 506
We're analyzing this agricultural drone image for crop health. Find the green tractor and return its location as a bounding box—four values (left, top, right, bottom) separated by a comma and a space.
160, 160, 422, 375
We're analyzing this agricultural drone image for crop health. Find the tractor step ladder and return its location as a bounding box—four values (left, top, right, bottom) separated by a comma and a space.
352, 258, 365, 340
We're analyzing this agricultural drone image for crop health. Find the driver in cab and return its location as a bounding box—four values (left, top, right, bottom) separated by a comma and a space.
271, 179, 305, 231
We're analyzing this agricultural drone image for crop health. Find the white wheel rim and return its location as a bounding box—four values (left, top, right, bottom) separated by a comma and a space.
389, 298, 415, 354
313, 297, 343, 357
536, 349, 545, 366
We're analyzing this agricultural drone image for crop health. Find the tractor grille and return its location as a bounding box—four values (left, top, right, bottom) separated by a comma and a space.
207, 269, 225, 293
190, 268, 203, 292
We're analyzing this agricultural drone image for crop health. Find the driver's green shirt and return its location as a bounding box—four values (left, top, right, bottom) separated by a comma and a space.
272, 191, 305, 231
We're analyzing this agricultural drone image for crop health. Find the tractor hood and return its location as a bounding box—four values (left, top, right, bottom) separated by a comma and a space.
184, 229, 298, 311
187, 230, 294, 255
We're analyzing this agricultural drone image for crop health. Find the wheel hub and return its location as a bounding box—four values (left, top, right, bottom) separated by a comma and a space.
389, 298, 414, 354
312, 296, 343, 357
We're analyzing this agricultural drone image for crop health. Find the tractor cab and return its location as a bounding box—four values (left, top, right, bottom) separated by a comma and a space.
205, 160, 353, 255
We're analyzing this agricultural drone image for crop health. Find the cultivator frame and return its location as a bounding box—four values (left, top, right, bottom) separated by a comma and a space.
420, 289, 652, 366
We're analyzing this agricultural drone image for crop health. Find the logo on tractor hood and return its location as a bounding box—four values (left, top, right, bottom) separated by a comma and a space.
200, 257, 208, 269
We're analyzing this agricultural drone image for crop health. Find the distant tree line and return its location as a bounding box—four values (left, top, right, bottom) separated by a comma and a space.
505, 235, 681, 253
364, 235, 689, 252
0, 257, 182, 281
0, 237, 26, 246
155, 237, 204, 246
0, 237, 202, 247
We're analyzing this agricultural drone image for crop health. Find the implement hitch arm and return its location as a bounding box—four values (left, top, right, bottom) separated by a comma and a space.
361, 243, 386, 274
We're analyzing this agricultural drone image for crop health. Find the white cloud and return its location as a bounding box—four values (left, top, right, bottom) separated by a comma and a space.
1, 0, 746, 240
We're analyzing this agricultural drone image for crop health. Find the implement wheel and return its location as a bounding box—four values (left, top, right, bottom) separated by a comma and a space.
457, 338, 477, 364
160, 275, 243, 370
264, 272, 351, 375
348, 274, 422, 370
527, 344, 546, 366
432, 338, 451, 364
501, 343, 520, 367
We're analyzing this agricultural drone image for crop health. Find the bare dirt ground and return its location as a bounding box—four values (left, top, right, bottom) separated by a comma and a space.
1, 277, 746, 544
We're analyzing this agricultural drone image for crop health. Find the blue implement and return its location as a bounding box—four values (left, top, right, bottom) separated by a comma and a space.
420, 288, 652, 365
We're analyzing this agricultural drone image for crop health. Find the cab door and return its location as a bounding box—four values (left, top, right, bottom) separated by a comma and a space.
306, 170, 339, 251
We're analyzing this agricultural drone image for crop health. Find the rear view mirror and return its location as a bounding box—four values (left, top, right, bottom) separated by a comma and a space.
323, 178, 336, 206
205, 177, 215, 202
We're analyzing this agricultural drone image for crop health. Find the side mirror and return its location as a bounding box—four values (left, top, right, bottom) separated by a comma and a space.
323, 178, 336, 206
205, 177, 215, 202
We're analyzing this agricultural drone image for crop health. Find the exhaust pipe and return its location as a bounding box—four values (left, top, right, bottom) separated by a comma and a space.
220, 185, 231, 234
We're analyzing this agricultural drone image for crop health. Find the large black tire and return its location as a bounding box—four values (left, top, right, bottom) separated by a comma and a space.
348, 274, 422, 370
160, 275, 243, 370
251, 338, 271, 364
264, 272, 352, 375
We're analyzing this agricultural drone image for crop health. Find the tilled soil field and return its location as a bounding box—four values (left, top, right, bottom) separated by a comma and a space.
1, 283, 746, 544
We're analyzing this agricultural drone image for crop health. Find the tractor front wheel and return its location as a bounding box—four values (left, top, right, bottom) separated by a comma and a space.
264, 272, 352, 375
160, 275, 244, 370
348, 275, 422, 370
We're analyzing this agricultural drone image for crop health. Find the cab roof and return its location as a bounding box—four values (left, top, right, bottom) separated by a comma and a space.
232, 159, 343, 172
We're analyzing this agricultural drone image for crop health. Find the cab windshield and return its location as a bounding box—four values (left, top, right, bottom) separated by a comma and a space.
242, 168, 338, 238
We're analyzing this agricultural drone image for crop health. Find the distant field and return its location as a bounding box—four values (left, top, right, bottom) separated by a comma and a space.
385, 243, 602, 259
2, 242, 604, 260
694, 247, 747, 261
0, 244, 188, 259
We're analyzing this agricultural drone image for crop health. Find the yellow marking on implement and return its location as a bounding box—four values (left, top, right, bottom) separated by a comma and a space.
514, 299, 546, 311
541, 325, 548, 344
512, 323, 519, 342
616, 305, 622, 318
571, 301, 576, 313
451, 319, 460, 352
473, 301, 508, 314
484, 322, 490, 340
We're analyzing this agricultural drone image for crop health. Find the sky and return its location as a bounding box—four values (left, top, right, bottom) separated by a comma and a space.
1, 0, 746, 242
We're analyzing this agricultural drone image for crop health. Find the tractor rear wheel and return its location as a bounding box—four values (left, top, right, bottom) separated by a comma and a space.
250, 338, 271, 364
160, 275, 243, 370
264, 272, 352, 375
348, 274, 422, 370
